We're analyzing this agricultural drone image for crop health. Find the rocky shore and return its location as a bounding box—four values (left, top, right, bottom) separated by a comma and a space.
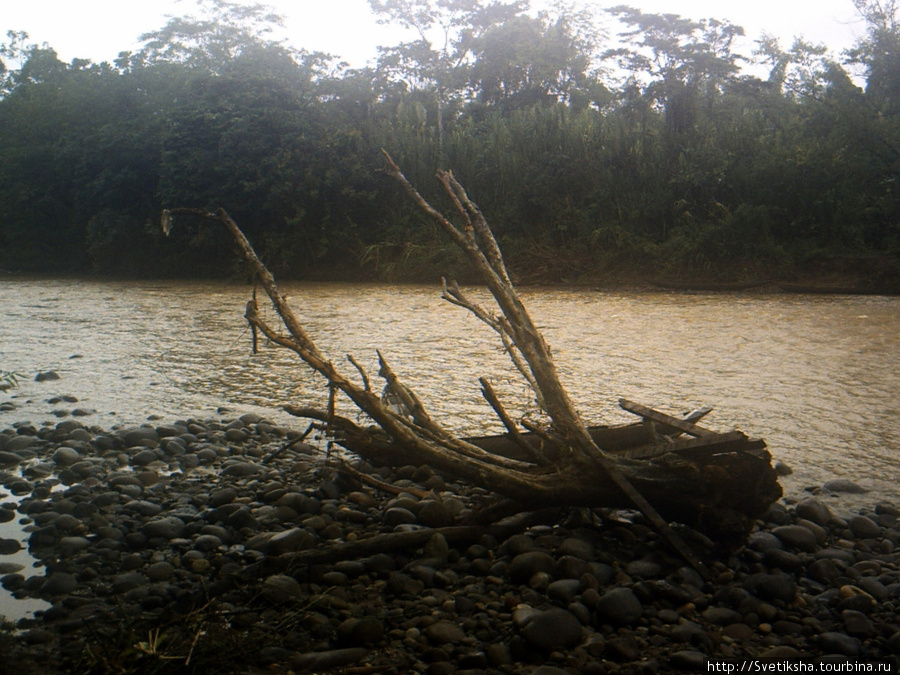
1, 413, 899, 674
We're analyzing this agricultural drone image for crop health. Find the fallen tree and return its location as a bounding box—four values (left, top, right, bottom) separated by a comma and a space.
163, 154, 781, 567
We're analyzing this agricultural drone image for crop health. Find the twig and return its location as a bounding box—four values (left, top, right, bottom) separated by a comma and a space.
441, 278, 544, 408
247, 288, 259, 354
347, 354, 372, 391
262, 424, 315, 464
331, 461, 432, 499
479, 377, 547, 464
284, 524, 522, 567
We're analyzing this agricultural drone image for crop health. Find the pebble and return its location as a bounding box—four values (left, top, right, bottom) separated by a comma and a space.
40, 572, 78, 595
424, 620, 467, 645
595, 587, 643, 626
772, 524, 818, 552
261, 574, 304, 604
0, 451, 24, 466
670, 650, 709, 670
819, 631, 861, 656
291, 648, 369, 671
519, 607, 585, 650
848, 515, 882, 539
795, 497, 833, 526
0, 414, 897, 675
0, 538, 22, 555
141, 516, 186, 540
743, 572, 797, 603
823, 479, 868, 494
51, 446, 80, 466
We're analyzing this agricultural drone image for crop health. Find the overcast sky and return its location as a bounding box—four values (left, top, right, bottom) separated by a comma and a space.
3, 0, 867, 68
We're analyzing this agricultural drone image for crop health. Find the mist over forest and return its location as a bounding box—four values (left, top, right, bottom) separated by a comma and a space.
1, 0, 898, 289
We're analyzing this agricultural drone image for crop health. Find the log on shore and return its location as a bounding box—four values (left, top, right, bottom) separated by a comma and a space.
321, 420, 781, 543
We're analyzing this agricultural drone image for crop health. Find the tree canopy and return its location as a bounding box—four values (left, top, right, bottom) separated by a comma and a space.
0, 0, 897, 289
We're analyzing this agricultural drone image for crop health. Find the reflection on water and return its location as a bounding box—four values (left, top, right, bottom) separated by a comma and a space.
1, 279, 898, 501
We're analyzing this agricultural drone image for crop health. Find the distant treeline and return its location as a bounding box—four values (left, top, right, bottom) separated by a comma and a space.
1, 0, 899, 288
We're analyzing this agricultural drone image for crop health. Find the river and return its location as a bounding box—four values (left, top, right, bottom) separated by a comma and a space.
1, 278, 898, 618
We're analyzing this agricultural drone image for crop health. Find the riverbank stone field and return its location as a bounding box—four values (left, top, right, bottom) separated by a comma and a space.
1, 397, 899, 673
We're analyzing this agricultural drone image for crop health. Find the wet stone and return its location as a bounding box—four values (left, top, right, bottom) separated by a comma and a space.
702, 607, 742, 625
819, 631, 861, 656
795, 497, 833, 526
626, 559, 663, 578
123, 500, 163, 516
193, 534, 223, 551
855, 576, 889, 602
743, 572, 797, 603
509, 551, 556, 584
261, 574, 304, 604
180, 453, 200, 469
520, 608, 584, 651
764, 549, 803, 572
772, 525, 818, 552
595, 587, 643, 626
748, 531, 783, 552
500, 533, 537, 556
842, 609, 876, 638
0, 451, 24, 466
806, 558, 843, 584
557, 537, 593, 560
146, 561, 175, 581
227, 507, 258, 530
670, 650, 709, 670
848, 515, 882, 539
796, 518, 827, 543
547, 578, 582, 604
0, 538, 22, 555
266, 528, 315, 554
121, 428, 160, 447
823, 479, 868, 494
290, 648, 368, 672
112, 572, 149, 594
141, 516, 186, 540
671, 621, 713, 649
723, 623, 755, 642
221, 462, 261, 477
41, 572, 79, 595
417, 500, 454, 528
224, 428, 248, 443
52, 446, 80, 466
347, 491, 377, 509
531, 668, 571, 675
59, 536, 91, 555
383, 507, 417, 527
337, 616, 384, 646
130, 449, 160, 466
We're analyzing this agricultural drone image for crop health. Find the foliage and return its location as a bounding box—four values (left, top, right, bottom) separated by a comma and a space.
0, 0, 897, 288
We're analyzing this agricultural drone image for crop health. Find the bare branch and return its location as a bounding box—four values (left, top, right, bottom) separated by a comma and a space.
480, 377, 547, 464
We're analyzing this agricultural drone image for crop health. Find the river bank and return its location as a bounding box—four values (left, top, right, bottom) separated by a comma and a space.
1, 411, 899, 675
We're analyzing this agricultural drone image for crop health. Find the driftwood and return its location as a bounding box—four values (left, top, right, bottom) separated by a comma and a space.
163, 155, 781, 564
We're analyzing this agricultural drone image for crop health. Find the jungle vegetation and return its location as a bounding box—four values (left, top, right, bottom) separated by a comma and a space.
1, 0, 899, 288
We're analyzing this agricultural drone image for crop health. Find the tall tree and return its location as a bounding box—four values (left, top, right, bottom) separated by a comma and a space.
465, 7, 606, 111
130, 0, 287, 72
369, 0, 527, 160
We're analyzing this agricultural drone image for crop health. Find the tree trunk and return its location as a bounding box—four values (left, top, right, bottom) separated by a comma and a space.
162, 156, 781, 563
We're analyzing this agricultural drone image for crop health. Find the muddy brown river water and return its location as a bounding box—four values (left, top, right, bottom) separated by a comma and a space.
1, 278, 898, 619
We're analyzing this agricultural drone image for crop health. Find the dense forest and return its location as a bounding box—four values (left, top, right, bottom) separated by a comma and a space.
1, 0, 899, 289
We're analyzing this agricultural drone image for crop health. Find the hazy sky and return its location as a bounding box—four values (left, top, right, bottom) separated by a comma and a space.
3, 0, 867, 68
